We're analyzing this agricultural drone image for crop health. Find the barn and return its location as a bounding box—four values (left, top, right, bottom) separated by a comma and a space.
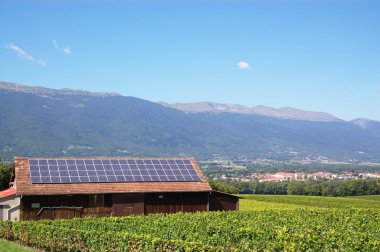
0, 156, 238, 221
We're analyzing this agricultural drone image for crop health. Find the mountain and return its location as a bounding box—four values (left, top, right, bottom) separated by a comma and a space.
350, 118, 373, 129
1, 81, 380, 162
0, 81, 121, 97
159, 102, 341, 122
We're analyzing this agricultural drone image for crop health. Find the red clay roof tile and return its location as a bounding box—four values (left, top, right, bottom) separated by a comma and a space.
0, 187, 16, 198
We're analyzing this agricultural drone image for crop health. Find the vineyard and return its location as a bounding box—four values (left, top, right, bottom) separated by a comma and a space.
1, 195, 380, 251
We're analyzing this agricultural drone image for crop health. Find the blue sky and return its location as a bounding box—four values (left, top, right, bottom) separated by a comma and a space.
1, 0, 379, 121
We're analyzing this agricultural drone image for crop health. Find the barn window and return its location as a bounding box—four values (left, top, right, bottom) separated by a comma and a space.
31, 203, 40, 209
88, 194, 110, 207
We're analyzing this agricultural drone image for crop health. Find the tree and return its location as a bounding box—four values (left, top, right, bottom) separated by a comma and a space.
0, 162, 12, 190
208, 179, 239, 194
287, 182, 305, 195
304, 181, 322, 196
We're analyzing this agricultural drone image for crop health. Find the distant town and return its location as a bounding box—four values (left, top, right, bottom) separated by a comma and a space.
218, 171, 380, 183
200, 158, 380, 183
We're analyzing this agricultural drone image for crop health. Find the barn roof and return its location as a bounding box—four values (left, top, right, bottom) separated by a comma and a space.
14, 157, 212, 195
0, 187, 16, 199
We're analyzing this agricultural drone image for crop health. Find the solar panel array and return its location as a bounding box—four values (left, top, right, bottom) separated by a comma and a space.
29, 159, 201, 184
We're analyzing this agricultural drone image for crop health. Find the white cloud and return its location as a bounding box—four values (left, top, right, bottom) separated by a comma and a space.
5, 43, 46, 66
36, 59, 46, 66
62, 47, 71, 54
52, 39, 59, 50
53, 39, 71, 55
237, 61, 250, 70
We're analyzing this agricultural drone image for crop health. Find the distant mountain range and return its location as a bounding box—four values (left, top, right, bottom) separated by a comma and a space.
159, 102, 341, 122
0, 81, 121, 97
1, 81, 380, 162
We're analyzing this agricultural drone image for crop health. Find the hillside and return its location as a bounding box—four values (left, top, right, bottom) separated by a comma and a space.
1, 81, 380, 161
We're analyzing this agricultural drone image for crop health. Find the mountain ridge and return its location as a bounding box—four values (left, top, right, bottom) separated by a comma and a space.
1, 81, 375, 122
1, 81, 380, 162
159, 102, 342, 122
0, 81, 121, 97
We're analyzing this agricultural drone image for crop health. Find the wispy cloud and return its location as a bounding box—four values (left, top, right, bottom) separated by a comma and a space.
5, 43, 46, 66
237, 61, 250, 70
53, 39, 71, 55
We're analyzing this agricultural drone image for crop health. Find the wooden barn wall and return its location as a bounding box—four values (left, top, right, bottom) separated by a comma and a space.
112, 193, 144, 216
20, 194, 112, 220
209, 193, 238, 211
20, 192, 210, 220
145, 192, 208, 214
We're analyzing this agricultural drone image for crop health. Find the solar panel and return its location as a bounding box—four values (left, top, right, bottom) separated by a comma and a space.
29, 158, 201, 184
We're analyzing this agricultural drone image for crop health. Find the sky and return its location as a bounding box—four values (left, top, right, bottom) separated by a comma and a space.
1, 0, 379, 121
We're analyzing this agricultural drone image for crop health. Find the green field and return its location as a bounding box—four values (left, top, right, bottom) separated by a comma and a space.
0, 240, 35, 252
1, 195, 379, 251
348, 195, 380, 201
240, 194, 380, 210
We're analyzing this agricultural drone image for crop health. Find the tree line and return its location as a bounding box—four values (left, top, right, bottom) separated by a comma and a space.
210, 179, 380, 197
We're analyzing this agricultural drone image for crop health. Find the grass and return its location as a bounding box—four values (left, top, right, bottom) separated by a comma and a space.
0, 239, 36, 252
239, 194, 380, 210
239, 196, 308, 211
348, 195, 380, 201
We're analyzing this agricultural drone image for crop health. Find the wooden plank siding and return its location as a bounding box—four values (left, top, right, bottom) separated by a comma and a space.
145, 192, 208, 214
20, 195, 113, 220
20, 192, 210, 220
209, 191, 239, 211
112, 193, 144, 216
